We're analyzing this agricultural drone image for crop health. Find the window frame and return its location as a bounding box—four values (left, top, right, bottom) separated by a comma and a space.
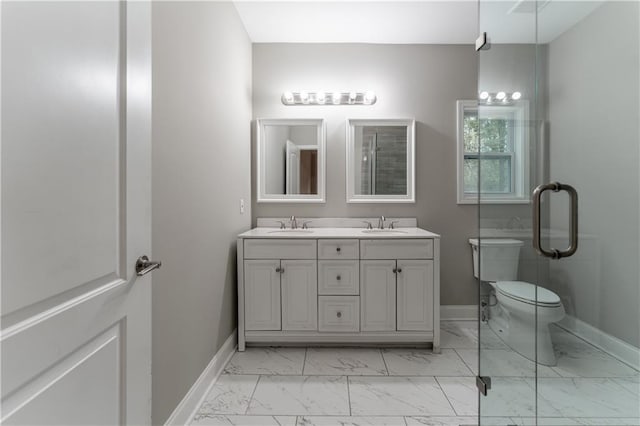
456, 100, 530, 205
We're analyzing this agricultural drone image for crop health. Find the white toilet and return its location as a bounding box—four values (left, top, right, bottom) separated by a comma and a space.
469, 238, 565, 366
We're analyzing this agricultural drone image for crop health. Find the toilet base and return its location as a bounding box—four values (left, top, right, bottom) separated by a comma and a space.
488, 305, 559, 367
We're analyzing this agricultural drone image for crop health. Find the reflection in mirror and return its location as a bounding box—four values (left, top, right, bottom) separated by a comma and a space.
355, 126, 407, 195
347, 119, 415, 203
257, 119, 325, 203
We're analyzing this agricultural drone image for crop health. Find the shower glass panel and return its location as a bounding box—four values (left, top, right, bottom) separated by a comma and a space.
477, 1, 640, 425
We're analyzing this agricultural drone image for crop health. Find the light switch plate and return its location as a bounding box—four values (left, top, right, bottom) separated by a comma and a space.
240, 198, 245, 214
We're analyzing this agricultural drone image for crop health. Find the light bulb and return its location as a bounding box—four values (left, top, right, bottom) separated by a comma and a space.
283, 91, 294, 104
332, 92, 342, 105
496, 91, 506, 100
486, 96, 492, 104
364, 91, 376, 104
300, 91, 309, 103
512, 91, 522, 100
317, 92, 326, 104
479, 91, 489, 100
349, 91, 357, 101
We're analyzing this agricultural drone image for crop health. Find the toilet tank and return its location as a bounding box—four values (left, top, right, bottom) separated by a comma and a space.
469, 238, 524, 282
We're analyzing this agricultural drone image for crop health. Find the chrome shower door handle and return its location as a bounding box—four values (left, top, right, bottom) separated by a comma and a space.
136, 255, 162, 276
532, 182, 579, 259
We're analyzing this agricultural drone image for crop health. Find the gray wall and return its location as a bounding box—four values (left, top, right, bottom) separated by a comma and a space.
252, 44, 479, 306
547, 2, 640, 346
152, 2, 252, 423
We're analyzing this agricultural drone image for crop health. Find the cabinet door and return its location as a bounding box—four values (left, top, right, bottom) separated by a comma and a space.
360, 260, 396, 331
397, 260, 434, 331
244, 260, 281, 330
281, 260, 318, 330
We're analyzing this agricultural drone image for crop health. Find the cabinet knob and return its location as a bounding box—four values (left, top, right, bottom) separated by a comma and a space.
336, 247, 341, 253
275, 267, 281, 273
336, 275, 341, 281
336, 311, 342, 318
393, 268, 397, 273
397, 268, 402, 273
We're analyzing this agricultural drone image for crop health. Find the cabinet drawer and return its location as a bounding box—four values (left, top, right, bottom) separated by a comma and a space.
244, 239, 316, 259
318, 296, 360, 332
360, 239, 433, 260
318, 239, 359, 260
318, 260, 359, 295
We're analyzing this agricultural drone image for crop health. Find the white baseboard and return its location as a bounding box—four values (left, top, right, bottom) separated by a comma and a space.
165, 329, 237, 426
441, 305, 478, 321
557, 315, 640, 371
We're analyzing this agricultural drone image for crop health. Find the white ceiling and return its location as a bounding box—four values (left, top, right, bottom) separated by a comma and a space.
233, 0, 606, 44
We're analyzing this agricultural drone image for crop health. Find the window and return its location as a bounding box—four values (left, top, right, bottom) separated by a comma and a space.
456, 100, 529, 204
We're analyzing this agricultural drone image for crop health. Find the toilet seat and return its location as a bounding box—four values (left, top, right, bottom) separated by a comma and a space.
495, 281, 561, 307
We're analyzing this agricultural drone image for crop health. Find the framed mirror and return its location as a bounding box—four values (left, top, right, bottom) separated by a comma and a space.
346, 118, 415, 203
257, 118, 326, 203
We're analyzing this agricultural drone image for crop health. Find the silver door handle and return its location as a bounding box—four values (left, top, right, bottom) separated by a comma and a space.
136, 255, 162, 276
532, 182, 578, 259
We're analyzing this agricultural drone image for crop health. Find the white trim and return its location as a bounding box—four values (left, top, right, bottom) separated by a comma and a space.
164, 330, 237, 426
557, 315, 640, 372
440, 304, 478, 321
346, 118, 416, 204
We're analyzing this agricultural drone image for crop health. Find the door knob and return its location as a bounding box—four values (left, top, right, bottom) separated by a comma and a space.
136, 255, 162, 276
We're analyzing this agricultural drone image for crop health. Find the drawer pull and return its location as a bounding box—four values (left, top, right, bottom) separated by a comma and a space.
336, 311, 342, 318
336, 247, 341, 253
336, 275, 341, 281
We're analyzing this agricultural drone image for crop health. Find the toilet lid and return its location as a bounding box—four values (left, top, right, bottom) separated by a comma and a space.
496, 281, 561, 306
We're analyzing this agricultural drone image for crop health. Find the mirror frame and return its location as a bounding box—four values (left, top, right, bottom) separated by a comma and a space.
256, 118, 326, 203
346, 118, 416, 203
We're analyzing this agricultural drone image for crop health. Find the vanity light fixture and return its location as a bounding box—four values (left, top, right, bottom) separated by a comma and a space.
281, 91, 377, 106
478, 91, 522, 105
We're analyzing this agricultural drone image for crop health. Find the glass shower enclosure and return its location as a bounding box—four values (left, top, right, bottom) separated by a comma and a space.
475, 1, 640, 424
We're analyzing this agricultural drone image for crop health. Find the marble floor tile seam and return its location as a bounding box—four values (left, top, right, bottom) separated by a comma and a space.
380, 348, 392, 376
433, 376, 467, 417
243, 375, 262, 415
223, 373, 478, 380
346, 376, 352, 416
452, 348, 478, 376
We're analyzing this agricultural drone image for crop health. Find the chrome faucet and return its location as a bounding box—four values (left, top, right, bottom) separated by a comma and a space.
290, 216, 298, 229
378, 215, 386, 229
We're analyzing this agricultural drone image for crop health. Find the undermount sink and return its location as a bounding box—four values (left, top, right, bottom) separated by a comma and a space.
268, 229, 315, 234
361, 229, 408, 234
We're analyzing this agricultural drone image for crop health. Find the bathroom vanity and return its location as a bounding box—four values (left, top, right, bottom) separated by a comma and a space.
236, 218, 440, 352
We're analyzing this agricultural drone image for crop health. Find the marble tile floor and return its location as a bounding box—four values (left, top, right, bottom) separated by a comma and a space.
190, 321, 639, 426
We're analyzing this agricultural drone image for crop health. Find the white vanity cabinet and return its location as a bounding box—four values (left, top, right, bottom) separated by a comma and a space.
237, 226, 440, 352
360, 239, 435, 332
242, 239, 317, 332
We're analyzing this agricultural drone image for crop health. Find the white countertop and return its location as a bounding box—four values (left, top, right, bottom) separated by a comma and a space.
238, 227, 440, 239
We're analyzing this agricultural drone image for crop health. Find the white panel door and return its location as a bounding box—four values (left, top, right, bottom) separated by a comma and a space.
360, 260, 396, 332
1, 2, 152, 425
397, 260, 434, 331
281, 260, 318, 330
285, 140, 300, 194
244, 260, 282, 331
